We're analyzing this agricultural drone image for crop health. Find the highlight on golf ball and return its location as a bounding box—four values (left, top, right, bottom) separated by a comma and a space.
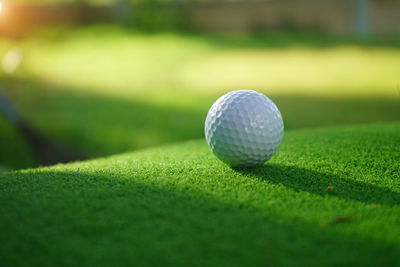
205, 89, 284, 167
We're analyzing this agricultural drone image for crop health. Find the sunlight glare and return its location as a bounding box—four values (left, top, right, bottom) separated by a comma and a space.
2, 49, 23, 74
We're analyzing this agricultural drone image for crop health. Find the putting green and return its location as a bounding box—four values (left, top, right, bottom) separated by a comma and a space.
1, 122, 399, 266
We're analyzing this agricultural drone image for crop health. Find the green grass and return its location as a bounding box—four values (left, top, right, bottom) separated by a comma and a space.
0, 116, 35, 170
19, 27, 400, 98
1, 26, 399, 169
1, 122, 400, 266
3, 77, 400, 159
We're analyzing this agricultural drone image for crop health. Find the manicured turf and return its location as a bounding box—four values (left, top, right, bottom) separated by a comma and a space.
1, 122, 399, 266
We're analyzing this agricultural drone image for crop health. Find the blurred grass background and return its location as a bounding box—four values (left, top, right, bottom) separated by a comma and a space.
0, 0, 400, 170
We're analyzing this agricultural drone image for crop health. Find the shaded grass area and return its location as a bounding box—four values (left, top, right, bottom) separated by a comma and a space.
2, 78, 207, 157
2, 77, 400, 166
32, 25, 400, 50
1, 122, 400, 266
0, 116, 35, 170
205, 31, 400, 49
238, 164, 400, 207
275, 95, 400, 129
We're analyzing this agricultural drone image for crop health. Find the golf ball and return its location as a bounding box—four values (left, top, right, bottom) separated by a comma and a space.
205, 90, 284, 167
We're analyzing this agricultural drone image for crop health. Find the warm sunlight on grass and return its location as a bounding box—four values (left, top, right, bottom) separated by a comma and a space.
179, 47, 400, 96
10, 28, 399, 102
2, 122, 400, 266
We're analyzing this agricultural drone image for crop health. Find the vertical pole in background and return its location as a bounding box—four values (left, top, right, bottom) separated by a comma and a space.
354, 0, 371, 38
0, 88, 82, 165
0, 89, 20, 124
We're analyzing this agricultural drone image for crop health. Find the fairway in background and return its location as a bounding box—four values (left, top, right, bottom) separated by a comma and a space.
14, 27, 400, 98
0, 26, 400, 169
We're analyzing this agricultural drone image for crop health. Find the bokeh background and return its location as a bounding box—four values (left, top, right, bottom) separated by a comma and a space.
0, 0, 399, 171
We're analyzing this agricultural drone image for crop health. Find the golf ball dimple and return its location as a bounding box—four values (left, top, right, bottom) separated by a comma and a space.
205, 90, 284, 167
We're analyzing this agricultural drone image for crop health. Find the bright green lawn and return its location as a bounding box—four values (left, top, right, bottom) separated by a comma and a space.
17, 27, 400, 98
1, 122, 400, 266
1, 26, 400, 169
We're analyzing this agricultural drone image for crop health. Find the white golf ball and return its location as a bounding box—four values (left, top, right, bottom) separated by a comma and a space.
205, 90, 284, 167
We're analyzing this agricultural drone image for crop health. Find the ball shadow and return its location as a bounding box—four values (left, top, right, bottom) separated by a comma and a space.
233, 164, 400, 206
